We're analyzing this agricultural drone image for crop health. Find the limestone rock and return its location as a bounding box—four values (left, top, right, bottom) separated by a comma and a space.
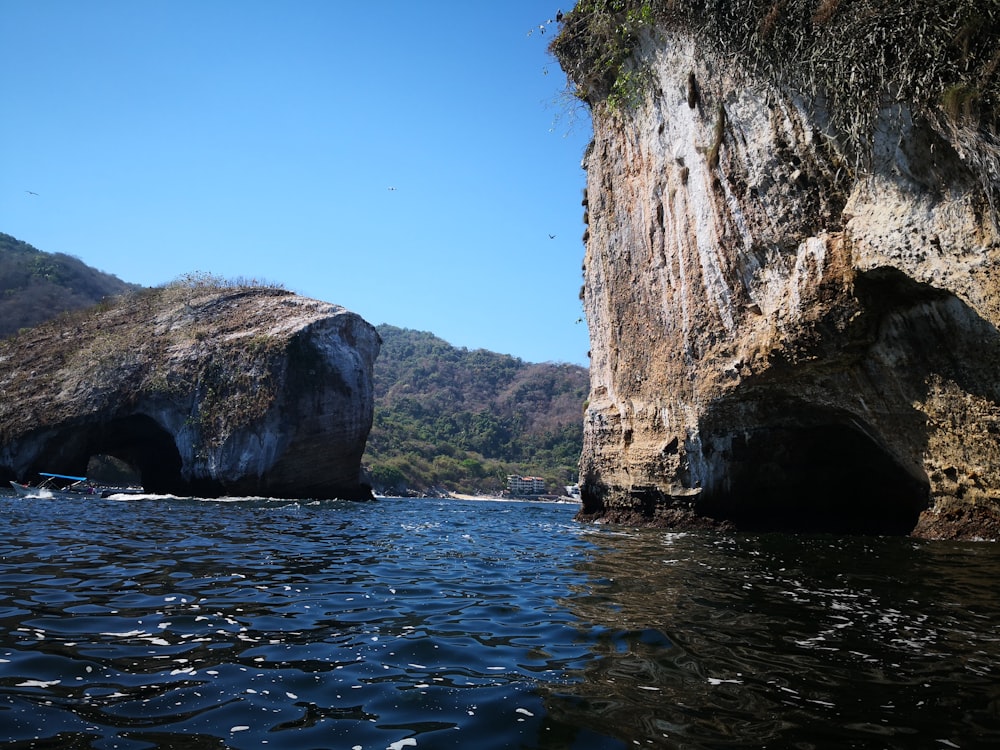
0, 283, 380, 499
558, 19, 1000, 538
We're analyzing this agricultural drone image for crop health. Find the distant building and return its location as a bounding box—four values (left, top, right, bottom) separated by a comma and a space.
506, 474, 546, 496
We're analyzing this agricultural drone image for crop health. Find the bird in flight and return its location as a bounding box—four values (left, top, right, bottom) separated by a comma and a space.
387, 186, 397, 191
25, 190, 39, 196
548, 234, 556, 239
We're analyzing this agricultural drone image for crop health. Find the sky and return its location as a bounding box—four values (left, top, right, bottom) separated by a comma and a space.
0, 1, 593, 366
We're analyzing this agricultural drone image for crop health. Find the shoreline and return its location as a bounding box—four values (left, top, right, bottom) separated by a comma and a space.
448, 492, 578, 504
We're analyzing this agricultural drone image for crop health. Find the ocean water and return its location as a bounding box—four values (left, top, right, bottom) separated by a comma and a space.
0, 493, 997, 749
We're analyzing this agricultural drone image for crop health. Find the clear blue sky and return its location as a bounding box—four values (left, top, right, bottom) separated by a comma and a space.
1, 1, 593, 366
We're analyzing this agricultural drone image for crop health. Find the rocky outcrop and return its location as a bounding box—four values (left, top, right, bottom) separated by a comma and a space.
554, 2, 1000, 538
0, 282, 380, 499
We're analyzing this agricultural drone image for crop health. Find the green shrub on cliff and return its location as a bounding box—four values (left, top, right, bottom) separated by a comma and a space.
550, 0, 656, 108
551, 1, 1000, 179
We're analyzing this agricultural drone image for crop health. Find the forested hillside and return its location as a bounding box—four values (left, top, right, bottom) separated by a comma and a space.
0, 233, 136, 337
365, 325, 588, 496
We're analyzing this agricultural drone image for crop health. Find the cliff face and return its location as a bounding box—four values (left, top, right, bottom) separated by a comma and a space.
0, 283, 380, 499
560, 14, 1000, 538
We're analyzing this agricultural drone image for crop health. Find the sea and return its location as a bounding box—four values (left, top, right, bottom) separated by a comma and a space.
0, 492, 997, 749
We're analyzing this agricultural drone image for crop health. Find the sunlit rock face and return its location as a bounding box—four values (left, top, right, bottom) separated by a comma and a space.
569, 32, 1000, 538
0, 285, 380, 499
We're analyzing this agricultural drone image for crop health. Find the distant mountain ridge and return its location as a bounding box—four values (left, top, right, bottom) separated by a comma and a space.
0, 233, 137, 338
0, 233, 588, 496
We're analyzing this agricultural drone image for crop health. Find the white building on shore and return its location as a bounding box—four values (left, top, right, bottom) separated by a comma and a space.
506, 475, 546, 496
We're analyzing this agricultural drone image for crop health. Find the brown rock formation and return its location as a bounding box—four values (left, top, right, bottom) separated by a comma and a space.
554, 2, 1000, 538
0, 281, 380, 499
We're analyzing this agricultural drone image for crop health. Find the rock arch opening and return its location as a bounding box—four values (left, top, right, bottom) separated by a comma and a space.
89, 414, 183, 493
697, 413, 929, 535
32, 414, 183, 494
87, 454, 142, 486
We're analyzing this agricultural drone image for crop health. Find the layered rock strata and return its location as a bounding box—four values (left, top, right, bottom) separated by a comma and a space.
558, 14, 1000, 538
0, 284, 380, 499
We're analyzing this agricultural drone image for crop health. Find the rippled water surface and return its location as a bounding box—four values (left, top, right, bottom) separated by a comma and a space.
0, 494, 998, 749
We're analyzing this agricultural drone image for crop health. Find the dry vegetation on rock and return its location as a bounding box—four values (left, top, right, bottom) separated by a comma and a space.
0, 274, 294, 449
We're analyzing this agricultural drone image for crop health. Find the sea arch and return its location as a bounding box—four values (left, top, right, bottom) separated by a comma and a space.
24, 414, 183, 493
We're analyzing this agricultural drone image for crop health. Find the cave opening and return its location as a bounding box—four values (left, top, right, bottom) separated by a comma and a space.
89, 414, 183, 493
697, 419, 930, 535
33, 414, 183, 494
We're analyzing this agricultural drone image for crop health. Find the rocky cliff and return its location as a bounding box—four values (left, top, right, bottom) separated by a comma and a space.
0, 280, 380, 499
554, 1, 1000, 538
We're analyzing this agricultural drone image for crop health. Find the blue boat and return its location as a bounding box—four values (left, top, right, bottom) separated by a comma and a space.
9, 472, 141, 499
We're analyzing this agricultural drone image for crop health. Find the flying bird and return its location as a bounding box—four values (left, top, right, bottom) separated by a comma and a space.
25, 190, 39, 196
387, 186, 397, 191
548, 234, 556, 239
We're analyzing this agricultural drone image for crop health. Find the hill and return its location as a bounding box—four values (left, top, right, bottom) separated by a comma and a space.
0, 233, 137, 338
364, 325, 588, 496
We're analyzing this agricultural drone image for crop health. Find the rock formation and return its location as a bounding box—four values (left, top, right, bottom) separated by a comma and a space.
553, 1, 1000, 538
0, 280, 380, 499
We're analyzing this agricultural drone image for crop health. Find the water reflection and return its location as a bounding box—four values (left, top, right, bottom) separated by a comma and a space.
548, 530, 1000, 748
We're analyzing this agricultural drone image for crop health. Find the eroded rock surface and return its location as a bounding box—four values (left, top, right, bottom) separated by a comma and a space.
558, 19, 1000, 539
0, 284, 380, 499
